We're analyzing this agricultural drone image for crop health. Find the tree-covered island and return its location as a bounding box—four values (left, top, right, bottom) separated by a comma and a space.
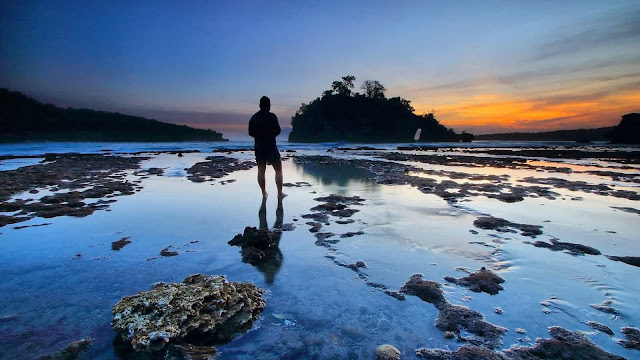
289, 76, 470, 142
0, 89, 228, 142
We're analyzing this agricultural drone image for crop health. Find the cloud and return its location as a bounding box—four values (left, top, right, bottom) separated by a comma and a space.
530, 7, 640, 61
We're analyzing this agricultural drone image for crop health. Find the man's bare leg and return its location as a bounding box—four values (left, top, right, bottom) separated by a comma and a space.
257, 161, 268, 197
272, 160, 286, 198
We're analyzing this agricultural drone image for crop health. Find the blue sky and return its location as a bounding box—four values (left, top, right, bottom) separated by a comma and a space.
1, 1, 639, 139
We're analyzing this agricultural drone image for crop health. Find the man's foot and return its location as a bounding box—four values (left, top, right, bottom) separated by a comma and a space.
278, 193, 287, 199
262, 191, 269, 198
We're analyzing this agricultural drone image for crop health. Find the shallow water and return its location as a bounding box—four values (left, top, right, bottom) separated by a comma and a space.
0, 142, 639, 359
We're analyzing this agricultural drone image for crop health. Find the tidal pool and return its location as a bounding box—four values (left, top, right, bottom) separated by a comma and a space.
0, 144, 638, 359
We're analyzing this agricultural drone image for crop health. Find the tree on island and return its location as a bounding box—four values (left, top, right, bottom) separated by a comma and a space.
289, 75, 465, 142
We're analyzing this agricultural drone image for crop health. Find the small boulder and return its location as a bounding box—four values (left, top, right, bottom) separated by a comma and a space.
375, 344, 400, 360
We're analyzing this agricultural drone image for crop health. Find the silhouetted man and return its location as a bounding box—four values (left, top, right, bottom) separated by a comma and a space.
249, 96, 284, 198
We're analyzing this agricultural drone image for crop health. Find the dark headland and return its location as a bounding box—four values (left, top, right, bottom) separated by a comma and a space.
0, 88, 228, 142
475, 113, 640, 144
288, 76, 472, 143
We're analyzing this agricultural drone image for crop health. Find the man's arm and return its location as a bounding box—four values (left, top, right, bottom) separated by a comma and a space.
272, 114, 281, 137
248, 114, 256, 138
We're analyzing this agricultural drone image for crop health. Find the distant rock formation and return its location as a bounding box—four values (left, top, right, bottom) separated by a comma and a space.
288, 76, 464, 143
609, 113, 640, 144
0, 88, 228, 142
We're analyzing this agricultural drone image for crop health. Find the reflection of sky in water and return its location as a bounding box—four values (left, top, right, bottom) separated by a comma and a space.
0, 148, 638, 359
0, 157, 44, 171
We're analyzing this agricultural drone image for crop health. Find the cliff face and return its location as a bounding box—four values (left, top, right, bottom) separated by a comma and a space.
609, 113, 640, 144
288, 94, 460, 143
0, 88, 227, 142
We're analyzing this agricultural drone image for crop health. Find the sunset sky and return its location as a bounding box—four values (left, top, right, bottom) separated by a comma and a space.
1, 1, 639, 140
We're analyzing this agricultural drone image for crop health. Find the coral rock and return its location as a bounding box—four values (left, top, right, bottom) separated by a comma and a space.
111, 274, 265, 355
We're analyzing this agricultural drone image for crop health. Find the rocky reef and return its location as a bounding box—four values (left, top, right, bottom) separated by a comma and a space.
36, 338, 92, 360
186, 156, 255, 183
473, 216, 543, 237
444, 267, 505, 295
532, 238, 601, 256
619, 327, 640, 350
111, 274, 265, 357
416, 326, 625, 359
401, 273, 507, 348
0, 153, 148, 227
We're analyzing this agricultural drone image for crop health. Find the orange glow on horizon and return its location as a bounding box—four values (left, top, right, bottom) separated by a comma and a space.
413, 90, 640, 134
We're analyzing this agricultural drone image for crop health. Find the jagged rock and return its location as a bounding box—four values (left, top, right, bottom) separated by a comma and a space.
590, 300, 619, 315
384, 290, 406, 301
112, 274, 265, 356
301, 213, 330, 224
619, 327, 640, 350
283, 181, 312, 187
505, 326, 625, 359
111, 236, 132, 251
36, 338, 92, 360
313, 194, 365, 205
186, 156, 255, 183
473, 216, 542, 237
416, 326, 625, 360
375, 344, 401, 360
309, 223, 322, 233
340, 231, 364, 238
533, 238, 600, 256
401, 274, 506, 348
229, 227, 274, 249
160, 246, 178, 257
436, 304, 507, 348
281, 223, 296, 231
606, 255, 640, 267
228, 227, 282, 274
444, 267, 505, 295
400, 273, 447, 310
584, 321, 614, 336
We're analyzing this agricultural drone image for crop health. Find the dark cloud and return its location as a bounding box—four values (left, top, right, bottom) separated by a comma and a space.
414, 57, 640, 94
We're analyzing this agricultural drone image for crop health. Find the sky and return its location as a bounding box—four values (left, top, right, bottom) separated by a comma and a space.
1, 0, 639, 140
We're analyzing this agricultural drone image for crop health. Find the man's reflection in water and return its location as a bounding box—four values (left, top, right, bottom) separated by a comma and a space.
256, 197, 283, 284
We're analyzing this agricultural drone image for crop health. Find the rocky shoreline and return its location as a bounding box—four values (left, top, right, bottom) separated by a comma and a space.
2, 145, 638, 359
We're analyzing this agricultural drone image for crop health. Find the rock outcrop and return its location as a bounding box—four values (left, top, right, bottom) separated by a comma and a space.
444, 267, 505, 295
401, 273, 506, 348
112, 274, 265, 356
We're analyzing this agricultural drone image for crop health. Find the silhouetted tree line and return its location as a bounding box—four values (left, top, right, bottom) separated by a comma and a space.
0, 88, 227, 142
289, 76, 466, 142
609, 113, 640, 144
475, 127, 615, 142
